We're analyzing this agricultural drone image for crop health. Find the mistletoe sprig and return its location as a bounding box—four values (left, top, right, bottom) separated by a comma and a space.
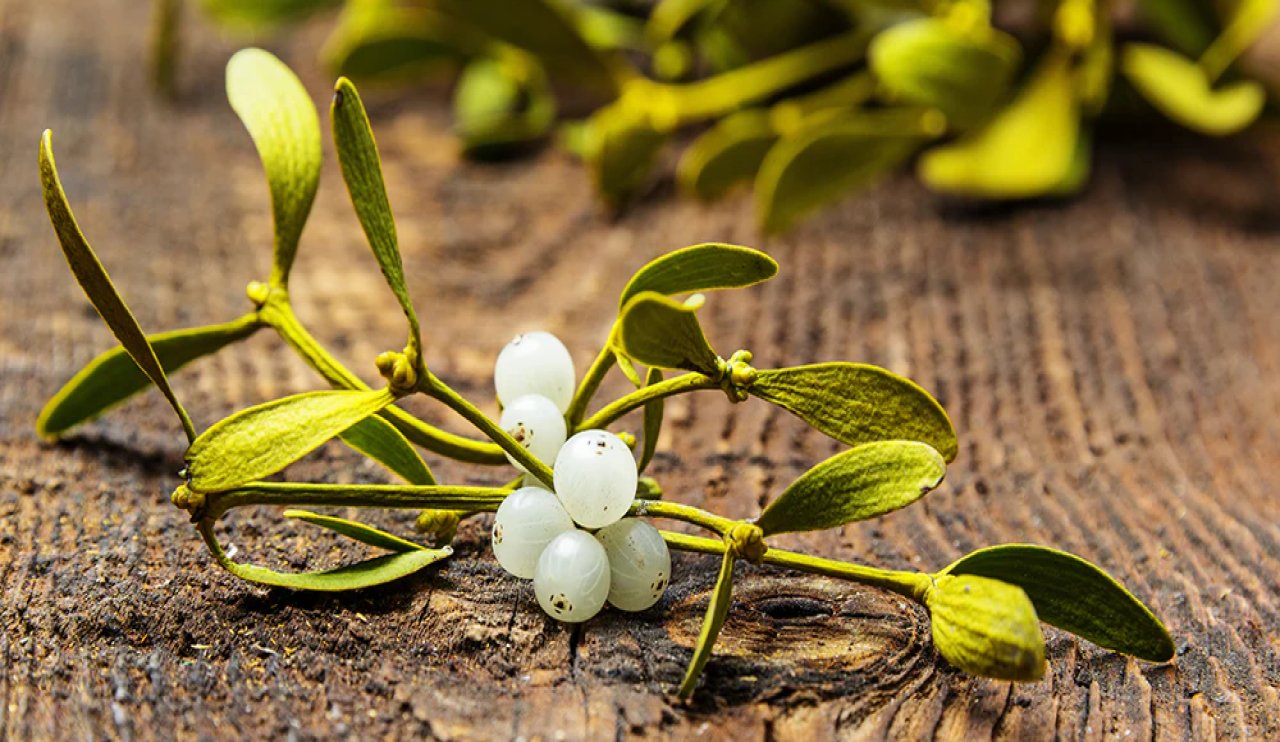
37, 49, 1173, 699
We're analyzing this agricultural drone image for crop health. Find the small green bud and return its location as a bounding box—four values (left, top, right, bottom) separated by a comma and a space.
925, 574, 1046, 681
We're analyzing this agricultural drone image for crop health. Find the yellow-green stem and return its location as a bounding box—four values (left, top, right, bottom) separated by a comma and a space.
660, 531, 932, 602
202, 481, 510, 521
566, 342, 617, 427
418, 372, 558, 486
257, 297, 507, 464
578, 372, 718, 430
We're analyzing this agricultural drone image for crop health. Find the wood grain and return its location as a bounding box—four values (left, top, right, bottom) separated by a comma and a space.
1, 0, 1278, 738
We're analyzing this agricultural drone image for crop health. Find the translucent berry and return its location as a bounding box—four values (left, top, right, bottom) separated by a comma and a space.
491, 487, 575, 578
494, 331, 576, 413
596, 519, 671, 612
534, 530, 611, 623
553, 430, 637, 529
499, 394, 566, 473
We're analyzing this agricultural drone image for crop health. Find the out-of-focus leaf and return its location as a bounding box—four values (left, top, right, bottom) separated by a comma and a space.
619, 243, 777, 308
1121, 42, 1265, 136
646, 0, 720, 46
1048, 127, 1092, 197
749, 362, 957, 461
185, 389, 396, 493
38, 315, 260, 439
756, 109, 935, 232
284, 509, 426, 552
925, 574, 1046, 681
331, 78, 421, 355
573, 3, 646, 52
39, 130, 197, 442
435, 0, 623, 93
583, 101, 668, 208
339, 414, 436, 485
617, 292, 720, 375
941, 544, 1175, 662
226, 48, 322, 287
677, 547, 735, 699
321, 0, 474, 82
918, 52, 1079, 199
201, 0, 340, 34
1136, 0, 1217, 55
454, 54, 556, 160
678, 109, 778, 200
639, 367, 664, 473
869, 17, 1021, 127
756, 441, 945, 535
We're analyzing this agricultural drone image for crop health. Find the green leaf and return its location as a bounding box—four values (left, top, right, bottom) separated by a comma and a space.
226, 48, 323, 287
749, 362, 958, 462
321, 1, 473, 83
331, 78, 421, 358
38, 130, 197, 443
185, 388, 396, 493
339, 414, 436, 484
925, 574, 1046, 681
677, 110, 778, 200
756, 109, 934, 233
201, 0, 340, 33
677, 547, 736, 699
1120, 43, 1265, 136
756, 441, 945, 536
941, 544, 1175, 662
615, 353, 644, 387
617, 292, 720, 374
584, 102, 668, 209
283, 509, 426, 552
434, 0, 622, 93
869, 18, 1021, 128
639, 367, 664, 473
619, 243, 778, 309
918, 52, 1080, 199
38, 315, 261, 439
454, 54, 556, 160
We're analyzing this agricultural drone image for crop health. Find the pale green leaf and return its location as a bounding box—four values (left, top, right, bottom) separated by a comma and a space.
869, 18, 1021, 127
756, 109, 933, 233
38, 315, 260, 439
918, 52, 1080, 199
639, 367, 664, 473
749, 362, 958, 462
284, 509, 426, 552
1120, 43, 1265, 136
756, 441, 945, 536
941, 544, 1175, 662
226, 48, 323, 286
925, 574, 1046, 681
339, 414, 436, 484
619, 243, 778, 309
331, 78, 421, 355
617, 292, 720, 374
677, 547, 735, 699
38, 130, 197, 442
185, 388, 396, 493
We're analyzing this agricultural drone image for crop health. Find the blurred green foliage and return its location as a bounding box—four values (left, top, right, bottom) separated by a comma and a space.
163, 0, 1279, 231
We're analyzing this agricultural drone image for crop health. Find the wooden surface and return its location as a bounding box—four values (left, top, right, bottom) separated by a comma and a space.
2, 1, 1279, 739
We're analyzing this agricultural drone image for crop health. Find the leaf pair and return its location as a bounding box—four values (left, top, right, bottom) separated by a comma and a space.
197, 512, 448, 592
615, 292, 958, 461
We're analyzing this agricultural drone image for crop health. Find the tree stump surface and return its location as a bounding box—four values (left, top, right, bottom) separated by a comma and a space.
1, 1, 1278, 739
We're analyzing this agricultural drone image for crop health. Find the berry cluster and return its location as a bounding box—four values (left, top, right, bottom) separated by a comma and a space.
491, 332, 670, 622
